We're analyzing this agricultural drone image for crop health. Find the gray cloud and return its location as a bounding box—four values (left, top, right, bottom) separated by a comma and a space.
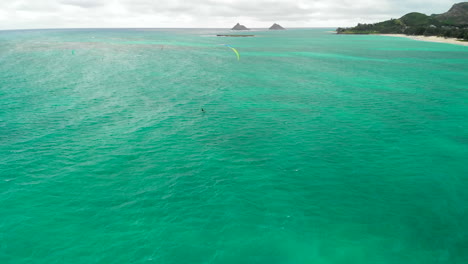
0, 0, 458, 30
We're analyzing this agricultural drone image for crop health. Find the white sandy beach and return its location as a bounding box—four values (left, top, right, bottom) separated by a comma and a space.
378, 34, 468, 46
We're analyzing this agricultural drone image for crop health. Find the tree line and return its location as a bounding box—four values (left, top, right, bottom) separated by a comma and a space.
337, 21, 468, 41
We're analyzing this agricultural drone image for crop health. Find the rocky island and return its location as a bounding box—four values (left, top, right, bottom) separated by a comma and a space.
269, 23, 285, 30
337, 2, 468, 41
232, 23, 250, 30
217, 23, 254, 37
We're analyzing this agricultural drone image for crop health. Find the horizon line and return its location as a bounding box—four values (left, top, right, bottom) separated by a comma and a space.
0, 26, 338, 32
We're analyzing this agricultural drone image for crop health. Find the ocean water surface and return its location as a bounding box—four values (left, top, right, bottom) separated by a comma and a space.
1, 28, 468, 263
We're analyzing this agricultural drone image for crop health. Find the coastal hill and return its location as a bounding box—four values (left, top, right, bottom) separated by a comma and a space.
232, 23, 249, 30
436, 2, 468, 25
269, 23, 285, 30
337, 2, 468, 40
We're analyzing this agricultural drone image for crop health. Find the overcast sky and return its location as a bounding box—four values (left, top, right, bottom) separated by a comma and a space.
0, 0, 459, 30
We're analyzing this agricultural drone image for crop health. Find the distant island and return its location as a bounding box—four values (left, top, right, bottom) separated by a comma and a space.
337, 2, 468, 41
269, 23, 285, 30
217, 34, 255, 37
232, 23, 250, 30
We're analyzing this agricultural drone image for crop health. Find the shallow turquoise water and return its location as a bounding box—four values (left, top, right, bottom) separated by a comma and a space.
1, 28, 468, 263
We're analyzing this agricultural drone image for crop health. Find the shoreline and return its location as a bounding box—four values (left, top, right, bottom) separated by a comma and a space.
376, 34, 468, 46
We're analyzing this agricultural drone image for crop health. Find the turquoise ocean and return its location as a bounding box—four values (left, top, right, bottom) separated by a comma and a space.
1, 28, 468, 263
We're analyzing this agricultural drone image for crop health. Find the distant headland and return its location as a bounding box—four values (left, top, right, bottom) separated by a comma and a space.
337, 2, 468, 43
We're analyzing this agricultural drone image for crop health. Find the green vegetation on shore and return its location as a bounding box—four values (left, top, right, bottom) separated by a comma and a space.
337, 2, 468, 40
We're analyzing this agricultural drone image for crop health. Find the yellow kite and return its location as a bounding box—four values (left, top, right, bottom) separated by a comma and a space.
224, 44, 240, 61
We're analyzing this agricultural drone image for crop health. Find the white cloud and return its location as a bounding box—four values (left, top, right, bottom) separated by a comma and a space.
0, 0, 458, 30
60, 0, 107, 8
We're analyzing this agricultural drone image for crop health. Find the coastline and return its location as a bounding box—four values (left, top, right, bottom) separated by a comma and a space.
376, 34, 468, 46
